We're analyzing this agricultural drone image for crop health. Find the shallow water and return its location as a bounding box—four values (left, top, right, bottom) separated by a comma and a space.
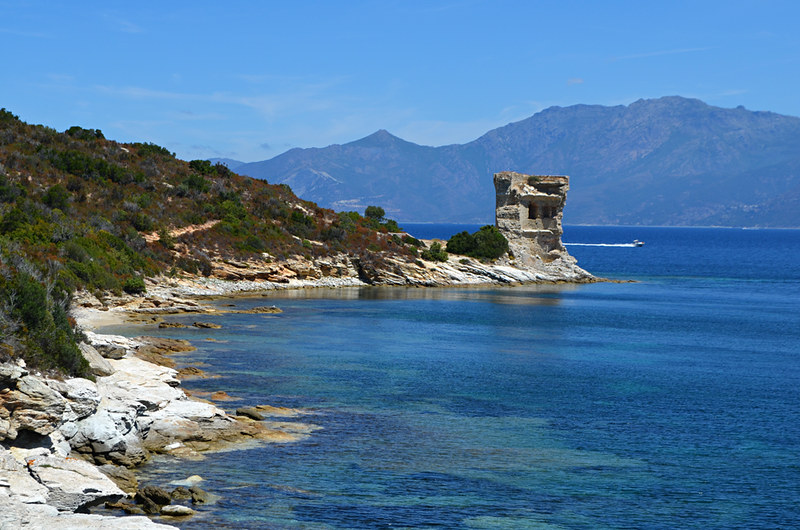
104, 226, 800, 528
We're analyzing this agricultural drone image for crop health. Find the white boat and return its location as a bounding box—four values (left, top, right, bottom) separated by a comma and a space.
633, 239, 644, 247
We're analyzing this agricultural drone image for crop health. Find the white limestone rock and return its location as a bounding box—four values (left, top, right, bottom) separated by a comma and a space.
0, 446, 49, 504
64, 403, 148, 467
0, 501, 177, 529
79, 342, 116, 376
84, 331, 143, 359
46, 378, 102, 422
98, 357, 183, 409
27, 454, 124, 512
0, 373, 68, 440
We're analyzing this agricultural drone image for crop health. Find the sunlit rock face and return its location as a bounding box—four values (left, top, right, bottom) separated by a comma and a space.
494, 171, 574, 268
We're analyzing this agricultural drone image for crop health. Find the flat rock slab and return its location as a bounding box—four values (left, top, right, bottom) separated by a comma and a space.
99, 357, 183, 408
27, 454, 125, 512
0, 501, 177, 529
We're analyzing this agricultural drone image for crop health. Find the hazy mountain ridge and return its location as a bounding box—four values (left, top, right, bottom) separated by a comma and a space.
236, 97, 800, 227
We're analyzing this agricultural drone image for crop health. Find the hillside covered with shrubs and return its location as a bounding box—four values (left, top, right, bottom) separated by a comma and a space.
0, 109, 424, 377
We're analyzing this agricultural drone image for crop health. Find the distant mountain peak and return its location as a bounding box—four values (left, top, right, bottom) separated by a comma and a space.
234, 97, 800, 227
350, 129, 409, 148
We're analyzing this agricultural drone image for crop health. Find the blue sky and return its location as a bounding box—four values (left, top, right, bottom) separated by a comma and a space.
2, 1, 798, 162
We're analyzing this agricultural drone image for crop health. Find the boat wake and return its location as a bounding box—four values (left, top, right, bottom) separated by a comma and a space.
564, 242, 641, 248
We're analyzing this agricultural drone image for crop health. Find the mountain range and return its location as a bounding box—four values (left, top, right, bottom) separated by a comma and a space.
223, 96, 800, 227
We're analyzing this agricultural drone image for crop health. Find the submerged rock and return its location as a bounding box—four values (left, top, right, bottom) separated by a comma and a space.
235, 406, 265, 420
136, 484, 173, 506
97, 464, 138, 494
170, 486, 192, 500
235, 305, 282, 314
192, 321, 222, 329
158, 322, 187, 329
106, 500, 146, 515
188, 485, 213, 504
160, 504, 195, 516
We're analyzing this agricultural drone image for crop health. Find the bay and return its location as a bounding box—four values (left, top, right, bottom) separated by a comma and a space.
103, 226, 800, 528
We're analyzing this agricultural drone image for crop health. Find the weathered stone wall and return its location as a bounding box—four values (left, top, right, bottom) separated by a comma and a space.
494, 172, 571, 268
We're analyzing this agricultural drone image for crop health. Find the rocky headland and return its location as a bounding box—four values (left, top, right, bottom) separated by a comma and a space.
0, 170, 596, 526
1, 254, 592, 526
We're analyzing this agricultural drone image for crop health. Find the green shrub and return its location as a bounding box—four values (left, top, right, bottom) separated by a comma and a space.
402, 234, 422, 247
123, 276, 146, 294
133, 142, 174, 158
2, 271, 90, 378
421, 241, 448, 262
130, 212, 154, 232
189, 159, 214, 175
445, 231, 475, 255
43, 184, 70, 211
446, 225, 508, 260
48, 149, 135, 184
184, 173, 210, 193
0, 175, 23, 203
0, 108, 20, 123
471, 225, 509, 259
65, 126, 104, 141
240, 234, 267, 252
158, 228, 175, 249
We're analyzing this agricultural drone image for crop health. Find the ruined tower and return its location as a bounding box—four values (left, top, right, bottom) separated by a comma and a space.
494, 171, 571, 267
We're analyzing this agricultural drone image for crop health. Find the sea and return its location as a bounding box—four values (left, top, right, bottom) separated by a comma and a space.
101, 225, 800, 529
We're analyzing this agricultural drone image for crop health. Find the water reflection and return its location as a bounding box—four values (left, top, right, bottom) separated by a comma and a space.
227, 284, 581, 307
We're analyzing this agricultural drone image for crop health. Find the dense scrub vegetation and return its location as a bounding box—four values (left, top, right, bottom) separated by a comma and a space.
445, 225, 508, 260
0, 108, 418, 376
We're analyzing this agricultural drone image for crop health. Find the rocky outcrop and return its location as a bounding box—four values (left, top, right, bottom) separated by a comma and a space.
0, 444, 173, 528
79, 343, 116, 377
1, 367, 68, 440
210, 254, 358, 282
0, 320, 317, 525
26, 454, 125, 512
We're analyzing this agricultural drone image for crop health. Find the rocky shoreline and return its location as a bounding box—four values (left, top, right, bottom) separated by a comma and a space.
1, 251, 597, 528
0, 287, 323, 528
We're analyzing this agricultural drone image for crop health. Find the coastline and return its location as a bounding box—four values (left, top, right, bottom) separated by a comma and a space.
1, 253, 596, 527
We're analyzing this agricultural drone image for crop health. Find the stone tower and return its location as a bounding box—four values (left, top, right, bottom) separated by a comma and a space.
494, 171, 571, 267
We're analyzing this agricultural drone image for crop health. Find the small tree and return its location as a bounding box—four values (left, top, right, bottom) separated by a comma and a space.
364, 206, 385, 222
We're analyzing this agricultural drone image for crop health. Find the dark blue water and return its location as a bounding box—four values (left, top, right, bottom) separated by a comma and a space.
112, 226, 800, 528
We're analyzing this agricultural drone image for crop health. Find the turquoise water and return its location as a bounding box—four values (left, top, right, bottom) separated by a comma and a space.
107, 226, 800, 528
